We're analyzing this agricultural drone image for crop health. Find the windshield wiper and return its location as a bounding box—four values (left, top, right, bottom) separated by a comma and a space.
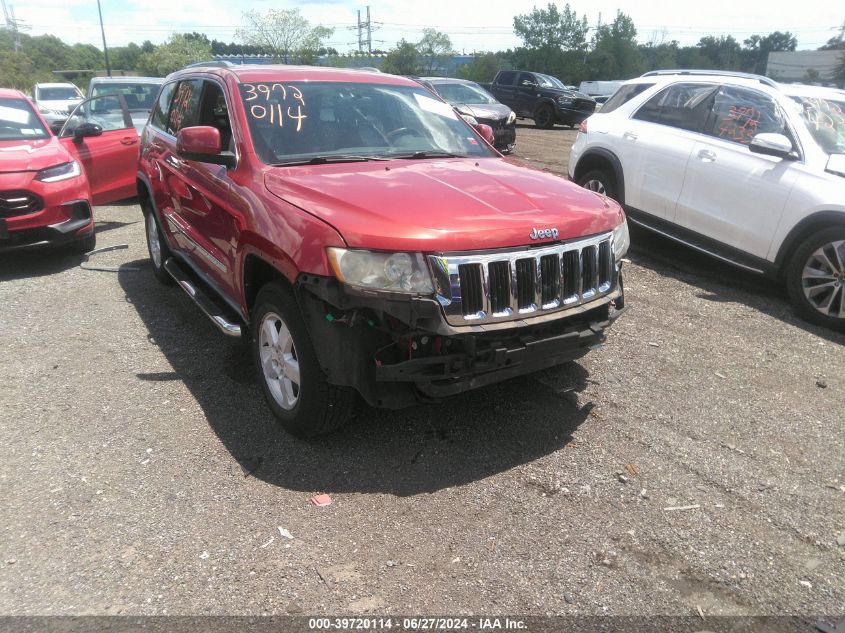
392, 150, 467, 160
272, 154, 390, 166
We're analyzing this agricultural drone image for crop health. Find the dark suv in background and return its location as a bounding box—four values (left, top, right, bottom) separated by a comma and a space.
481, 70, 596, 129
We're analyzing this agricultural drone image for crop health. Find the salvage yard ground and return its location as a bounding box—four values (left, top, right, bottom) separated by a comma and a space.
0, 126, 843, 619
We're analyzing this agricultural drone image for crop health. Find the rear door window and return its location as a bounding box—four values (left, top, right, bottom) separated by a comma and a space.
600, 83, 655, 114
633, 82, 718, 132
167, 79, 202, 136
495, 71, 516, 86
150, 81, 176, 133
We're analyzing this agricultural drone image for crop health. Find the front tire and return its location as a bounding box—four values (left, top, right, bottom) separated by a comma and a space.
251, 282, 356, 437
577, 169, 617, 202
143, 201, 173, 285
785, 227, 845, 331
534, 104, 555, 129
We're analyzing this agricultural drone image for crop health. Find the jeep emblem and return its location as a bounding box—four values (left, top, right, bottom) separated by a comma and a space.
529, 227, 559, 240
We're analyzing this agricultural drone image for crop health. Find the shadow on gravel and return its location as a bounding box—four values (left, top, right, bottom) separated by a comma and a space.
0, 216, 141, 281
0, 248, 82, 281
95, 219, 142, 235
118, 259, 593, 496
628, 227, 845, 346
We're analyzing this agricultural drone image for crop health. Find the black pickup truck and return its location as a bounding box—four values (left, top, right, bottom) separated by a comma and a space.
480, 70, 596, 129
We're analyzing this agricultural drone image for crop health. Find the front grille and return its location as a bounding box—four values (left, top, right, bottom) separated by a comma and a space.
458, 263, 484, 318
430, 232, 616, 326
574, 99, 596, 111
0, 191, 42, 217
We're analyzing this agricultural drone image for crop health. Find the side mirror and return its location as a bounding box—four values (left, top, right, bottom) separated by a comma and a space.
49, 120, 65, 135
177, 126, 235, 168
826, 154, 845, 177
749, 133, 794, 159
475, 123, 495, 146
73, 122, 102, 141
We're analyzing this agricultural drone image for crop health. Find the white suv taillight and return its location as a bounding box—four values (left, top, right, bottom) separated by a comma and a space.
579, 120, 588, 134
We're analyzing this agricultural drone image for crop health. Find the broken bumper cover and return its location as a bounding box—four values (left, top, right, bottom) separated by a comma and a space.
298, 272, 625, 408
376, 306, 624, 399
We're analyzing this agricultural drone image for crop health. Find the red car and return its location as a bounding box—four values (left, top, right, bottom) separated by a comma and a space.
0, 88, 139, 253
137, 66, 629, 436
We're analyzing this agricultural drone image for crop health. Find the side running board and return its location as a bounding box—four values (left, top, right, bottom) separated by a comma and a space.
163, 258, 242, 337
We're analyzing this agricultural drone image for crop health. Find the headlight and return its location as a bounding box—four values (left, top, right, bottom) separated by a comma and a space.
38, 105, 59, 115
327, 248, 434, 294
556, 96, 573, 105
460, 113, 478, 126
612, 219, 630, 261
506, 110, 516, 125
35, 161, 81, 183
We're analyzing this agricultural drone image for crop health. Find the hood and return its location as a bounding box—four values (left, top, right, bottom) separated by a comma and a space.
539, 87, 593, 101
0, 137, 70, 173
454, 103, 513, 121
264, 158, 622, 252
38, 99, 81, 114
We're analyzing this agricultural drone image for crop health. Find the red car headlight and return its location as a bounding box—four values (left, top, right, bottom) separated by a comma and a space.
35, 161, 81, 183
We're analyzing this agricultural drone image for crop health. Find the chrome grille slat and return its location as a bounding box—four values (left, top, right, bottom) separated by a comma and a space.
515, 259, 536, 312
488, 261, 511, 316
0, 190, 42, 217
540, 254, 561, 308
430, 232, 617, 326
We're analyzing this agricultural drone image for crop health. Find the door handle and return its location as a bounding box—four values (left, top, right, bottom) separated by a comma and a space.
697, 149, 717, 162
623, 131, 638, 141
165, 155, 182, 169
120, 137, 139, 146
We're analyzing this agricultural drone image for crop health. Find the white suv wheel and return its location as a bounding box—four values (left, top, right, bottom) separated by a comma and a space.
583, 179, 607, 195
801, 240, 845, 319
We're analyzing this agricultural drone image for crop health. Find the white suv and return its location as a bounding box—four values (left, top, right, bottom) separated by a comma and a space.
569, 70, 845, 331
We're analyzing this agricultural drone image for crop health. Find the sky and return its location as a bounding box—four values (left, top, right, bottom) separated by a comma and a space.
11, 0, 845, 54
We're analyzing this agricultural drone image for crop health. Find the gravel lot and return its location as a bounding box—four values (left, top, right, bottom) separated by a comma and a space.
1, 125, 843, 623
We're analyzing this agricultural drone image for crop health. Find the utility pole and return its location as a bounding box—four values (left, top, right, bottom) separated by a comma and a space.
357, 9, 363, 53
1, 0, 28, 53
96, 0, 111, 77
366, 6, 372, 54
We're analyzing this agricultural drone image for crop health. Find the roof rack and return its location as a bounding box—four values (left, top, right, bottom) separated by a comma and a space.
641, 69, 778, 89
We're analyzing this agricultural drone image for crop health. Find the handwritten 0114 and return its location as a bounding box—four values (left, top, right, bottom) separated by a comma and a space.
242, 83, 307, 131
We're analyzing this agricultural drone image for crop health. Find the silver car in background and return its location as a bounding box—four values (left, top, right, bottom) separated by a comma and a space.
87, 76, 163, 134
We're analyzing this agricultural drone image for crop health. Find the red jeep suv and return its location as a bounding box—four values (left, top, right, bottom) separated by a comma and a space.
137, 65, 629, 437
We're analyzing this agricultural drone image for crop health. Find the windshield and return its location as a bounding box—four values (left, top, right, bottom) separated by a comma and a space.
91, 83, 160, 111
239, 81, 495, 165
433, 82, 497, 106
37, 86, 81, 101
0, 98, 49, 140
791, 94, 845, 155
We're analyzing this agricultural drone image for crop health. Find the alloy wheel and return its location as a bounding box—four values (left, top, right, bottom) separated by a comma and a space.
583, 179, 607, 195
147, 213, 162, 269
258, 312, 301, 410
801, 240, 845, 319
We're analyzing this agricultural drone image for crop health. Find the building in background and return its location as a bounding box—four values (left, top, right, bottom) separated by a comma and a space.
767, 50, 844, 85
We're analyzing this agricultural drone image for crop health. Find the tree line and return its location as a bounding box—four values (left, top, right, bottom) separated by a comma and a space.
2, 5, 843, 91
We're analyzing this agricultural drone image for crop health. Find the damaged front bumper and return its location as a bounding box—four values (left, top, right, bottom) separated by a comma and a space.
295, 272, 626, 409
